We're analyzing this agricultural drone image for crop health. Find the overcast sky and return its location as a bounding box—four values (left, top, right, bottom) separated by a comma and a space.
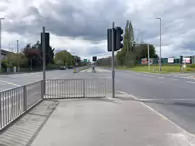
0, 0, 195, 60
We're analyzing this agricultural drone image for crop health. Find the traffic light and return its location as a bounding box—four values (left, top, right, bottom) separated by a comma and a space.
180, 56, 183, 64
41, 32, 50, 51
107, 29, 115, 51
107, 27, 123, 52
115, 27, 123, 51
93, 56, 97, 62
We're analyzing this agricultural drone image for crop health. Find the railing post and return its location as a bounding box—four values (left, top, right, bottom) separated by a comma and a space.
41, 80, 45, 99
83, 80, 85, 98
0, 92, 2, 129
23, 86, 27, 111
105, 79, 107, 97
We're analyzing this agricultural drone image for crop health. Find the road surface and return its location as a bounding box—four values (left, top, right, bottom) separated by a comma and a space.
81, 67, 195, 135
1, 67, 195, 136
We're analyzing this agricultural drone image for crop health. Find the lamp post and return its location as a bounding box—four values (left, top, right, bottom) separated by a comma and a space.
156, 17, 162, 71
0, 18, 5, 73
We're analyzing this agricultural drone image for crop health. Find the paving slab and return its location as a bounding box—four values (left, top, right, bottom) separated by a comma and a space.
30, 95, 195, 146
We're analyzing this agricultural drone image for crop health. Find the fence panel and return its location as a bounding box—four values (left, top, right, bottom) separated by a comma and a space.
26, 81, 43, 109
85, 79, 106, 98
0, 86, 24, 130
45, 79, 106, 98
45, 79, 84, 98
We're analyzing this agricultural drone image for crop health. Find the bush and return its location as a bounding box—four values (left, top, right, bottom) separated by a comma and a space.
47, 63, 59, 70
188, 64, 195, 68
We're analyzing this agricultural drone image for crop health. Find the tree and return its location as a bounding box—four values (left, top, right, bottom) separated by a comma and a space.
116, 20, 158, 67
23, 44, 42, 68
2, 53, 28, 68
116, 20, 136, 67
129, 21, 135, 52
135, 44, 158, 60
54, 50, 73, 66
35, 41, 55, 65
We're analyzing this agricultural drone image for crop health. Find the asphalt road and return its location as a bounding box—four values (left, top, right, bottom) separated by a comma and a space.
0, 69, 75, 92
81, 67, 195, 135
1, 67, 195, 135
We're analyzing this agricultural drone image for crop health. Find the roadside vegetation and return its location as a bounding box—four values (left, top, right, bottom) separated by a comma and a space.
97, 20, 194, 73
1, 41, 85, 73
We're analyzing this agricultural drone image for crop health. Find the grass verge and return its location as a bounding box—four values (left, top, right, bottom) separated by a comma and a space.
101, 65, 195, 73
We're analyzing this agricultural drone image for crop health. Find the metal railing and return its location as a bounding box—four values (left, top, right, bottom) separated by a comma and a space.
0, 80, 43, 131
45, 79, 107, 98
0, 79, 107, 131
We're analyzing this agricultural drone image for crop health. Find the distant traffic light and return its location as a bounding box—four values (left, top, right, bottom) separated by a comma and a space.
180, 56, 183, 64
93, 56, 97, 62
115, 27, 123, 51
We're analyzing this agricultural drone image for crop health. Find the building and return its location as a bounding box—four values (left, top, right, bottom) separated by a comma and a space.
1, 49, 10, 59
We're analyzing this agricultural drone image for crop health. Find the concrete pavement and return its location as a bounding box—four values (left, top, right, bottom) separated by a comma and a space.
30, 95, 195, 146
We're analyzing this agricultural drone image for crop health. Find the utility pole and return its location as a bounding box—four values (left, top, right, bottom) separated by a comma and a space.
112, 22, 115, 98
42, 27, 46, 95
156, 18, 162, 71
17, 40, 19, 72
0, 18, 5, 73
147, 44, 150, 72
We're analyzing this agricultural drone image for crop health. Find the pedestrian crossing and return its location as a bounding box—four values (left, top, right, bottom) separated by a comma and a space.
80, 68, 111, 73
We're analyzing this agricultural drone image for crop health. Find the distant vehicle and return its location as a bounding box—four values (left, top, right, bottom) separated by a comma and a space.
60, 66, 67, 70
68, 66, 73, 69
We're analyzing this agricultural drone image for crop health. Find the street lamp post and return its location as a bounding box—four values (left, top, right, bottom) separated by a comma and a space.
0, 18, 5, 73
17, 40, 19, 72
156, 17, 162, 71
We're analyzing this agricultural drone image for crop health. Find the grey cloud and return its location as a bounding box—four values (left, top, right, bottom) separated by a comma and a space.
2, 0, 195, 58
4, 0, 128, 41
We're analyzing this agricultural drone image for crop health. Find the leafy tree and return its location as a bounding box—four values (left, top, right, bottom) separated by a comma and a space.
116, 20, 136, 67
35, 41, 55, 65
23, 44, 42, 68
115, 20, 158, 67
135, 44, 158, 60
2, 53, 28, 68
129, 21, 135, 52
54, 50, 73, 66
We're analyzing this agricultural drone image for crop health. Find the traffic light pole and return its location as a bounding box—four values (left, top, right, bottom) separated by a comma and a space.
42, 27, 46, 95
112, 22, 115, 98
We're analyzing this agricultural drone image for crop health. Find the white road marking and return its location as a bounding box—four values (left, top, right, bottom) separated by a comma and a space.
119, 91, 195, 138
158, 76, 165, 79
186, 81, 195, 84
136, 98, 195, 101
171, 78, 178, 81
0, 79, 21, 87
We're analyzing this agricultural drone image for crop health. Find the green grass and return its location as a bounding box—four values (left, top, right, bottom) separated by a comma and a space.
124, 65, 195, 73
100, 65, 195, 73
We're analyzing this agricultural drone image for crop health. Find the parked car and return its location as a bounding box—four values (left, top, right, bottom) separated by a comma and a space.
60, 66, 67, 70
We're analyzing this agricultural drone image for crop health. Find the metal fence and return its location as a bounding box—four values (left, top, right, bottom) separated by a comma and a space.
0, 81, 43, 131
0, 79, 107, 131
45, 79, 107, 98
